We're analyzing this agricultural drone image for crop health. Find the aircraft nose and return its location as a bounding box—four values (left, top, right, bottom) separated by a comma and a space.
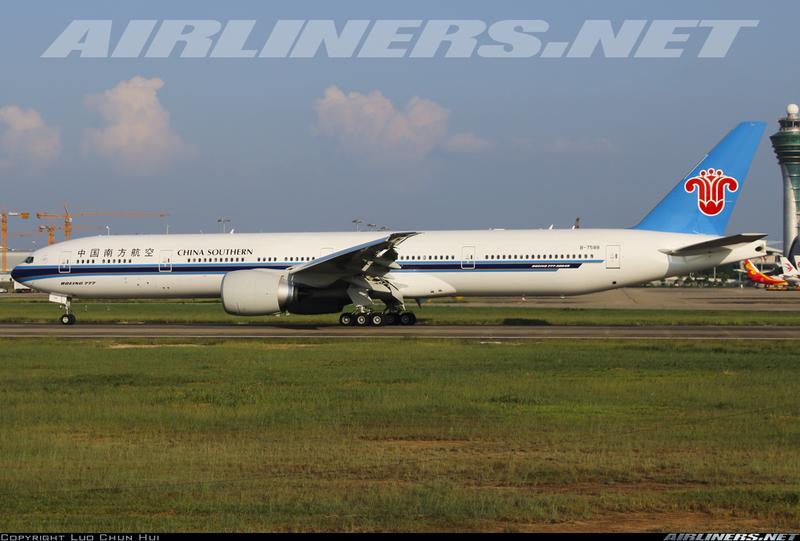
10, 265, 24, 283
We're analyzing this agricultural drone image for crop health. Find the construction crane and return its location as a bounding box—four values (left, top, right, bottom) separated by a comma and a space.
37, 224, 105, 245
15, 224, 101, 242
36, 206, 169, 241
1, 210, 30, 273
11, 230, 47, 252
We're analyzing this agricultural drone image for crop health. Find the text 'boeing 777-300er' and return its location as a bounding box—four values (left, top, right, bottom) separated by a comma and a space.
13, 121, 768, 326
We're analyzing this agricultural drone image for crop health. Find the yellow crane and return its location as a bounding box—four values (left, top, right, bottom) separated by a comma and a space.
37, 224, 104, 245
35, 206, 169, 241
15, 224, 102, 245
1, 210, 30, 273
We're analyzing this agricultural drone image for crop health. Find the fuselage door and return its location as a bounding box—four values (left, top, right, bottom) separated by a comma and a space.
58, 251, 71, 274
606, 245, 621, 269
159, 250, 173, 272
461, 246, 476, 270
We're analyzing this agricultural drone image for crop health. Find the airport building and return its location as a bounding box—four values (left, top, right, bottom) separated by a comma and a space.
0, 250, 32, 290
770, 104, 800, 255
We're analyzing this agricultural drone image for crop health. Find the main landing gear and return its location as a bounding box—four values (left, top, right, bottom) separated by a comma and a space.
339, 311, 417, 327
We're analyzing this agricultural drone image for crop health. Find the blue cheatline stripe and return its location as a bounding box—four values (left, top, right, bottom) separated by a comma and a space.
14, 260, 604, 282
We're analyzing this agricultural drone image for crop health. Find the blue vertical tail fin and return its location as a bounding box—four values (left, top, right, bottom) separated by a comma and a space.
633, 121, 766, 236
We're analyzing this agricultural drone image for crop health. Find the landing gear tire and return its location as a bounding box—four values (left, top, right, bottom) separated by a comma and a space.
60, 314, 76, 326
399, 312, 417, 326
369, 313, 384, 327
354, 313, 370, 327
383, 313, 398, 326
339, 313, 355, 326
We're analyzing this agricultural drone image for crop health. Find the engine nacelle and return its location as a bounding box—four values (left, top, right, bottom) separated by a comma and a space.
286, 293, 348, 315
221, 269, 294, 315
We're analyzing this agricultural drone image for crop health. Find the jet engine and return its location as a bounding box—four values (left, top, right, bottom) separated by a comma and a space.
221, 269, 294, 315
221, 269, 349, 315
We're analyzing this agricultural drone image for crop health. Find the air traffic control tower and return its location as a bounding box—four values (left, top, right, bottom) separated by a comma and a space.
770, 104, 800, 255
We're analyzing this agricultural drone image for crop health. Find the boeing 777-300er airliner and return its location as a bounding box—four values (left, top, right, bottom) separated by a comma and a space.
13, 121, 768, 326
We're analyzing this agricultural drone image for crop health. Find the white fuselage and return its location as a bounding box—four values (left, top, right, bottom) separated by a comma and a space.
12, 229, 763, 302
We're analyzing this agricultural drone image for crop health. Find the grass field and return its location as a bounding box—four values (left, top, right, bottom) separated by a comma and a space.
3, 296, 800, 326
1, 338, 798, 531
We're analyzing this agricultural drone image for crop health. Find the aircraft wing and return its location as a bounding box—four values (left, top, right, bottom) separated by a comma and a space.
288, 232, 418, 288
662, 233, 767, 256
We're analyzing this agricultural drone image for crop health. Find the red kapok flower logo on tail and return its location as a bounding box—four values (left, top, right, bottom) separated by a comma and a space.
684, 168, 739, 216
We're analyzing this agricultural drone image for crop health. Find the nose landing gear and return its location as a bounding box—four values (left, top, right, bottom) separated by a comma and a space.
49, 294, 76, 325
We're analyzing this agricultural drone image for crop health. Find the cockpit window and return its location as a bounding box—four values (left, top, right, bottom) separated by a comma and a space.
24, 256, 34, 264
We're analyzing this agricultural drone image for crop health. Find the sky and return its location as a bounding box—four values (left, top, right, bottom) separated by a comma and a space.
1, 0, 797, 249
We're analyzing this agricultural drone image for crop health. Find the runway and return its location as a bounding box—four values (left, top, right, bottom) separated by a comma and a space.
1, 323, 799, 340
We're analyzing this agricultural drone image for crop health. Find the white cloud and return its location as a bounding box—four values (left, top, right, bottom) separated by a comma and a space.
83, 76, 188, 173
444, 132, 495, 153
314, 86, 493, 160
0, 106, 60, 167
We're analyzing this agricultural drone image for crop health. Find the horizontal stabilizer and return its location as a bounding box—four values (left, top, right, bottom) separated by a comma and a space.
662, 233, 766, 256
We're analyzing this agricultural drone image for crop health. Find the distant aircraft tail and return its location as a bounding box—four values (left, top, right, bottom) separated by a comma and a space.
742, 259, 787, 286
780, 256, 799, 276
633, 121, 766, 236
743, 259, 760, 278
793, 255, 800, 273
